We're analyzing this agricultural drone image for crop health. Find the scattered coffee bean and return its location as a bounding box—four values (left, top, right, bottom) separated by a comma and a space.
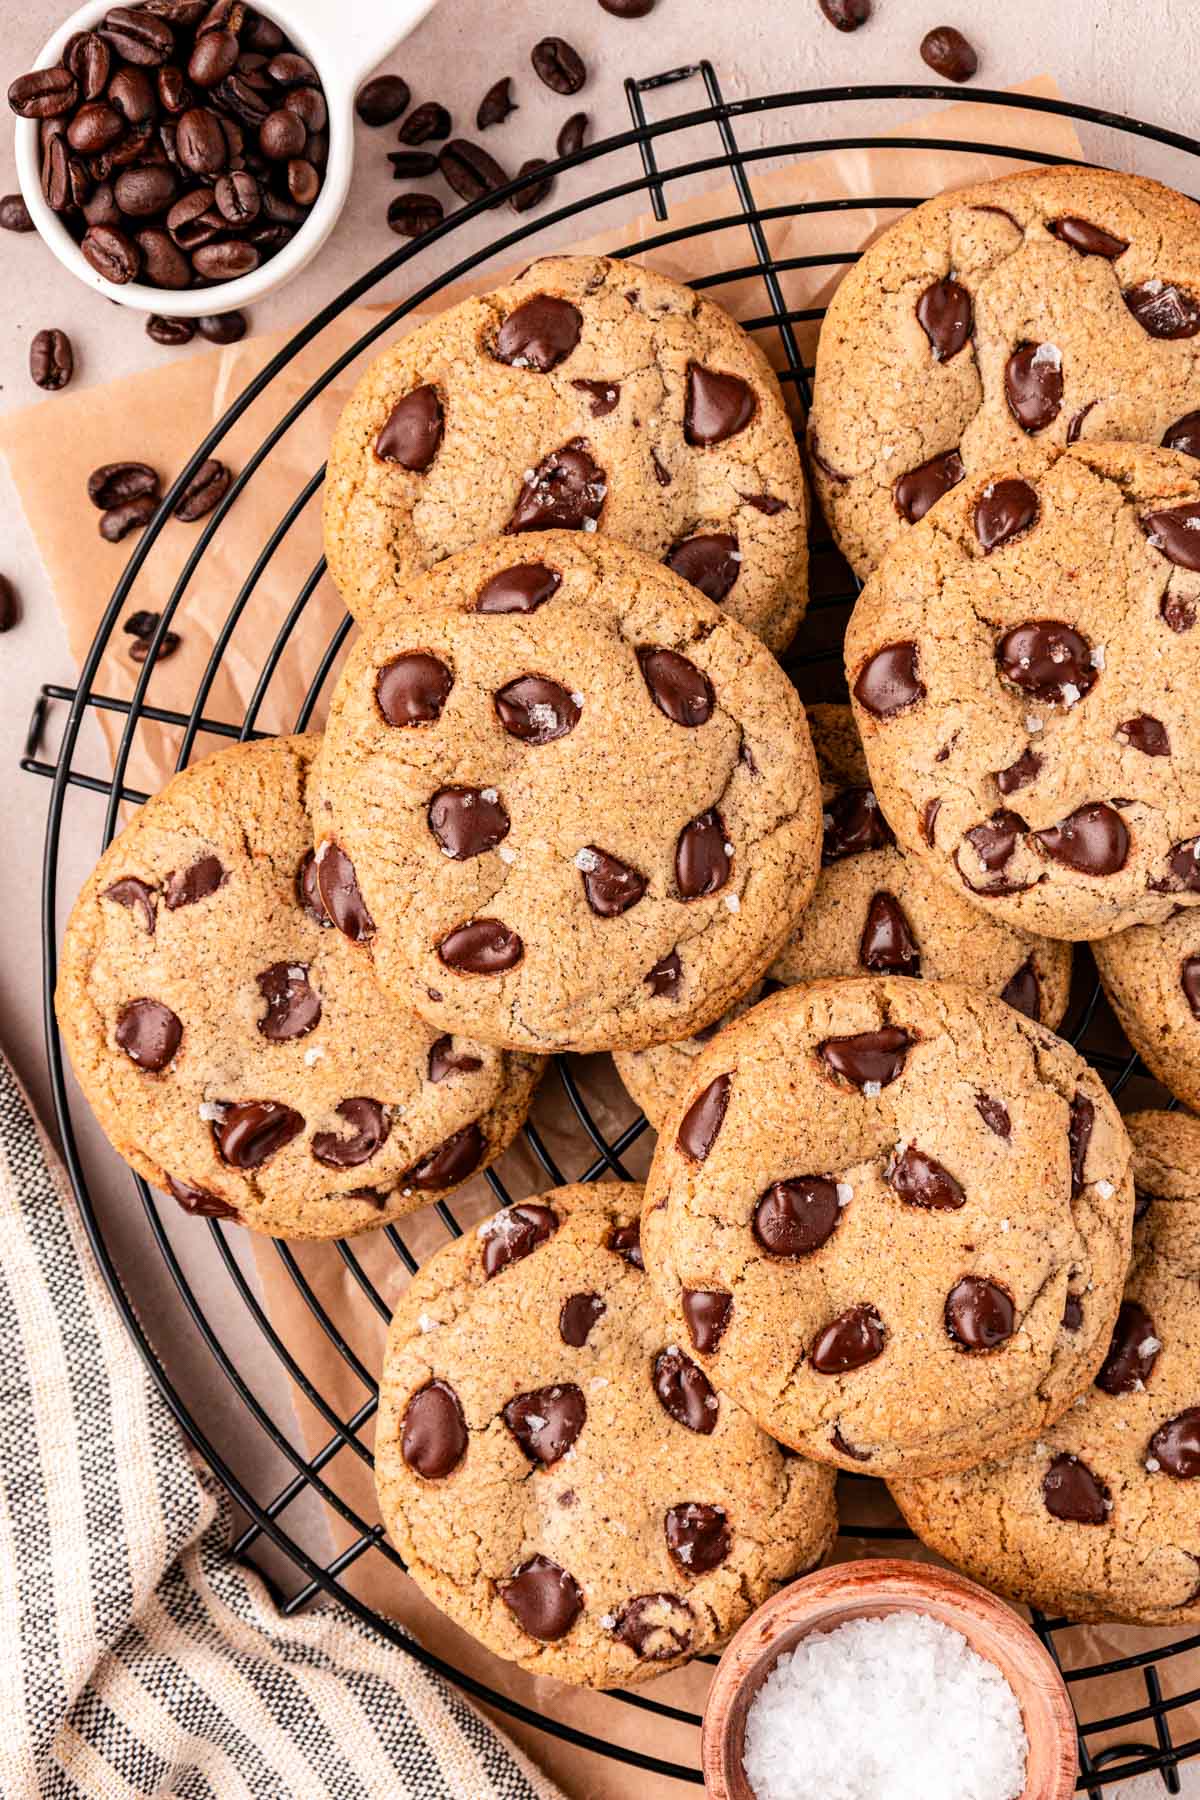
0, 193, 34, 232
30, 327, 73, 390
599, 0, 657, 12
0, 575, 19, 634
477, 76, 516, 130
174, 456, 231, 520
387, 149, 438, 178
398, 100, 451, 144
532, 37, 586, 95
439, 138, 508, 203
556, 112, 588, 158
101, 493, 157, 541
819, 0, 870, 23
146, 312, 196, 345
356, 73, 410, 127
512, 158, 552, 212
8, 67, 78, 120
196, 309, 247, 342
920, 25, 978, 81
123, 609, 160, 638
87, 460, 160, 509
387, 190, 443, 237
130, 629, 181, 662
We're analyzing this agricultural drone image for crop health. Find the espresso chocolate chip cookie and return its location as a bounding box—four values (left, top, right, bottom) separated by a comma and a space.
1095, 913, 1200, 1112
56, 737, 543, 1238
893, 1110, 1200, 1625
641, 976, 1133, 1479
614, 705, 1071, 1127
845, 440, 1200, 942
323, 253, 808, 650
810, 164, 1200, 578
311, 533, 821, 1054
374, 1182, 836, 1686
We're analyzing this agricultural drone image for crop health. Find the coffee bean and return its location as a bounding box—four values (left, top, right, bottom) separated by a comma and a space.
101, 493, 157, 540
477, 77, 516, 130
189, 27, 238, 87
83, 180, 121, 226
196, 308, 247, 342
260, 107, 305, 159
42, 136, 70, 210
599, 0, 656, 12
532, 36, 586, 94
920, 25, 978, 81
174, 456, 231, 520
512, 159, 552, 213
99, 9, 176, 67
556, 112, 588, 157
67, 99, 125, 153
818, 0, 870, 26
398, 100, 451, 144
286, 158, 318, 205
356, 73, 410, 127
284, 85, 325, 131
177, 104, 227, 172
215, 168, 259, 221
88, 461, 160, 508
156, 64, 192, 113
387, 191, 443, 237
65, 31, 111, 100
439, 138, 508, 203
193, 238, 258, 278
243, 10, 284, 52
137, 226, 190, 286
9, 68, 78, 121
0, 576, 20, 633
266, 51, 318, 86
109, 64, 158, 124
30, 328, 73, 391
115, 163, 178, 215
0, 194, 34, 232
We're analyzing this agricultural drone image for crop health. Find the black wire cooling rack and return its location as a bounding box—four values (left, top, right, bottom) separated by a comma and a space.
22, 60, 1200, 1796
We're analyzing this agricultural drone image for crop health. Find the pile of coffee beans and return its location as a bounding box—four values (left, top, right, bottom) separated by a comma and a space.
8, 2, 329, 290
87, 452, 230, 545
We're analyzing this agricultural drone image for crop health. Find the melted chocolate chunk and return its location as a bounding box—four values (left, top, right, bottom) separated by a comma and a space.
1000, 958, 1041, 1021
945, 1276, 1015, 1350
859, 891, 919, 974
607, 1220, 643, 1269
995, 620, 1096, 705
676, 1072, 731, 1162
893, 449, 964, 524
653, 1348, 718, 1433
822, 785, 895, 863
645, 949, 682, 997
1117, 714, 1170, 756
1164, 838, 1200, 893
404, 1122, 485, 1190
811, 1303, 885, 1374
506, 439, 605, 532
1043, 1452, 1110, 1523
742, 491, 787, 515
1067, 402, 1096, 445
975, 1093, 1011, 1138
498, 1555, 583, 1639
402, 1379, 468, 1478
503, 1383, 586, 1464
995, 749, 1042, 796
958, 811, 1029, 891
1096, 1299, 1159, 1394
1162, 411, 1200, 460
579, 846, 647, 917
481, 1202, 559, 1277
819, 1026, 912, 1090
636, 646, 714, 727
494, 296, 582, 372
166, 1175, 239, 1220
1148, 1408, 1200, 1478
1141, 502, 1200, 572
1005, 341, 1063, 432
921, 797, 942, 845
103, 875, 157, 933
296, 850, 331, 928
1124, 281, 1200, 339
476, 562, 561, 614
427, 1035, 483, 1082
665, 1503, 729, 1575
684, 362, 756, 445
675, 808, 731, 899
572, 378, 620, 416
853, 641, 925, 717
753, 1176, 842, 1256
438, 918, 524, 973
975, 478, 1039, 553
428, 786, 510, 859
1068, 1092, 1094, 1196
664, 533, 740, 603
376, 651, 454, 726
494, 674, 580, 744
1034, 803, 1129, 876
375, 384, 443, 470
559, 1291, 605, 1346
831, 1425, 872, 1462
613, 1593, 693, 1660
311, 1098, 389, 1169
164, 854, 225, 909
681, 1288, 732, 1353
256, 962, 320, 1040
916, 277, 972, 361
1062, 1292, 1084, 1332
315, 844, 376, 944
1162, 586, 1198, 633
1182, 956, 1200, 1019
214, 1100, 304, 1168
115, 997, 182, 1071
888, 1144, 964, 1209
1049, 216, 1128, 259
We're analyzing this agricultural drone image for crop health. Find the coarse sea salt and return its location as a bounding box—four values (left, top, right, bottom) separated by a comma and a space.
741, 1611, 1028, 1800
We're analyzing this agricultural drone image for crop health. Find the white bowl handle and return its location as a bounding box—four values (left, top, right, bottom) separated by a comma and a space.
275, 0, 440, 105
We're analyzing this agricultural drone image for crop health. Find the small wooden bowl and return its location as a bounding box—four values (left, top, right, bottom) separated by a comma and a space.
701, 1560, 1078, 1800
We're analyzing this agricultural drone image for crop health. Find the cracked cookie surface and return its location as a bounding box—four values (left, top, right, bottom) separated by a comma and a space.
373, 1182, 836, 1687
614, 704, 1071, 1128
845, 440, 1200, 941
641, 976, 1133, 1479
322, 253, 808, 650
893, 1110, 1200, 1625
312, 533, 821, 1054
810, 164, 1200, 579
55, 736, 543, 1238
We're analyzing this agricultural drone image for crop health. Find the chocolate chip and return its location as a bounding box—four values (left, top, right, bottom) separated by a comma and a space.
115, 997, 182, 1071
682, 1288, 731, 1353
164, 854, 225, 909
636, 647, 714, 727
613, 1593, 692, 1660
889, 1145, 964, 1209
356, 74, 411, 127
817, 0, 871, 26
482, 1202, 559, 1277
859, 892, 920, 975
572, 378, 619, 416
88, 461, 160, 509
675, 809, 731, 901
1000, 958, 1041, 1021
916, 278, 972, 361
214, 1099, 304, 1167
476, 562, 561, 614
651, 450, 672, 486
579, 847, 647, 917
438, 917, 523, 975
853, 641, 924, 717
995, 620, 1095, 705
402, 1378, 467, 1478
1095, 1299, 1159, 1394
397, 101, 451, 145
376, 651, 453, 726
653, 1348, 718, 1433
975, 478, 1038, 553
559, 1291, 605, 1346
494, 295, 582, 372
310, 844, 372, 944
959, 810, 1028, 891
494, 674, 581, 744
256, 962, 320, 1040
1066, 402, 1096, 445
753, 1176, 841, 1256
742, 492, 787, 515
375, 385, 444, 471
1005, 342, 1063, 433
295, 850, 331, 929
1068, 1092, 1094, 1197
104, 876, 157, 934
665, 1503, 729, 1575
1162, 411, 1200, 460
1124, 281, 1200, 339
1147, 1408, 1200, 1478
664, 533, 740, 603
531, 36, 585, 94
811, 1303, 886, 1373
438, 137, 508, 203
822, 786, 894, 863
1163, 838, 1200, 893
946, 1276, 1015, 1350
166, 1174, 239, 1220
503, 1384, 586, 1464
893, 449, 964, 524
819, 1026, 912, 1090
428, 786, 510, 860
1117, 714, 1170, 756
1141, 502, 1200, 571
404, 1122, 484, 1189
685, 362, 756, 446
556, 111, 588, 157
831, 1425, 872, 1461
1062, 1292, 1083, 1331
311, 1098, 389, 1169
920, 25, 978, 80
641, 950, 682, 999
498, 1555, 584, 1639
506, 438, 606, 532
608, 1220, 643, 1269
427, 1035, 483, 1082
995, 749, 1041, 796
1043, 1452, 1110, 1524
676, 1073, 730, 1162
975, 1093, 1011, 1138
1049, 216, 1128, 259
1183, 957, 1200, 1020
1034, 803, 1129, 876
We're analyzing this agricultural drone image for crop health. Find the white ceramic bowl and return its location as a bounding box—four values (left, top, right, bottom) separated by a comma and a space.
13, 0, 437, 314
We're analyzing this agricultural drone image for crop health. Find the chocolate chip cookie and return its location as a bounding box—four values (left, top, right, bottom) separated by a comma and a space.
641, 976, 1133, 1479
809, 164, 1200, 578
614, 705, 1071, 1127
893, 1110, 1200, 1625
323, 253, 808, 650
374, 1182, 837, 1686
845, 440, 1200, 942
1095, 913, 1200, 1111
312, 533, 821, 1054
55, 736, 543, 1238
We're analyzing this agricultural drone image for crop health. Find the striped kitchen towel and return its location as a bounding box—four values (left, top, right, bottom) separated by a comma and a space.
0, 1047, 563, 1800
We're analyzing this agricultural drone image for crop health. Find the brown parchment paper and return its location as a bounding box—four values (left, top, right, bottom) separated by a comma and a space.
7, 80, 1195, 1798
